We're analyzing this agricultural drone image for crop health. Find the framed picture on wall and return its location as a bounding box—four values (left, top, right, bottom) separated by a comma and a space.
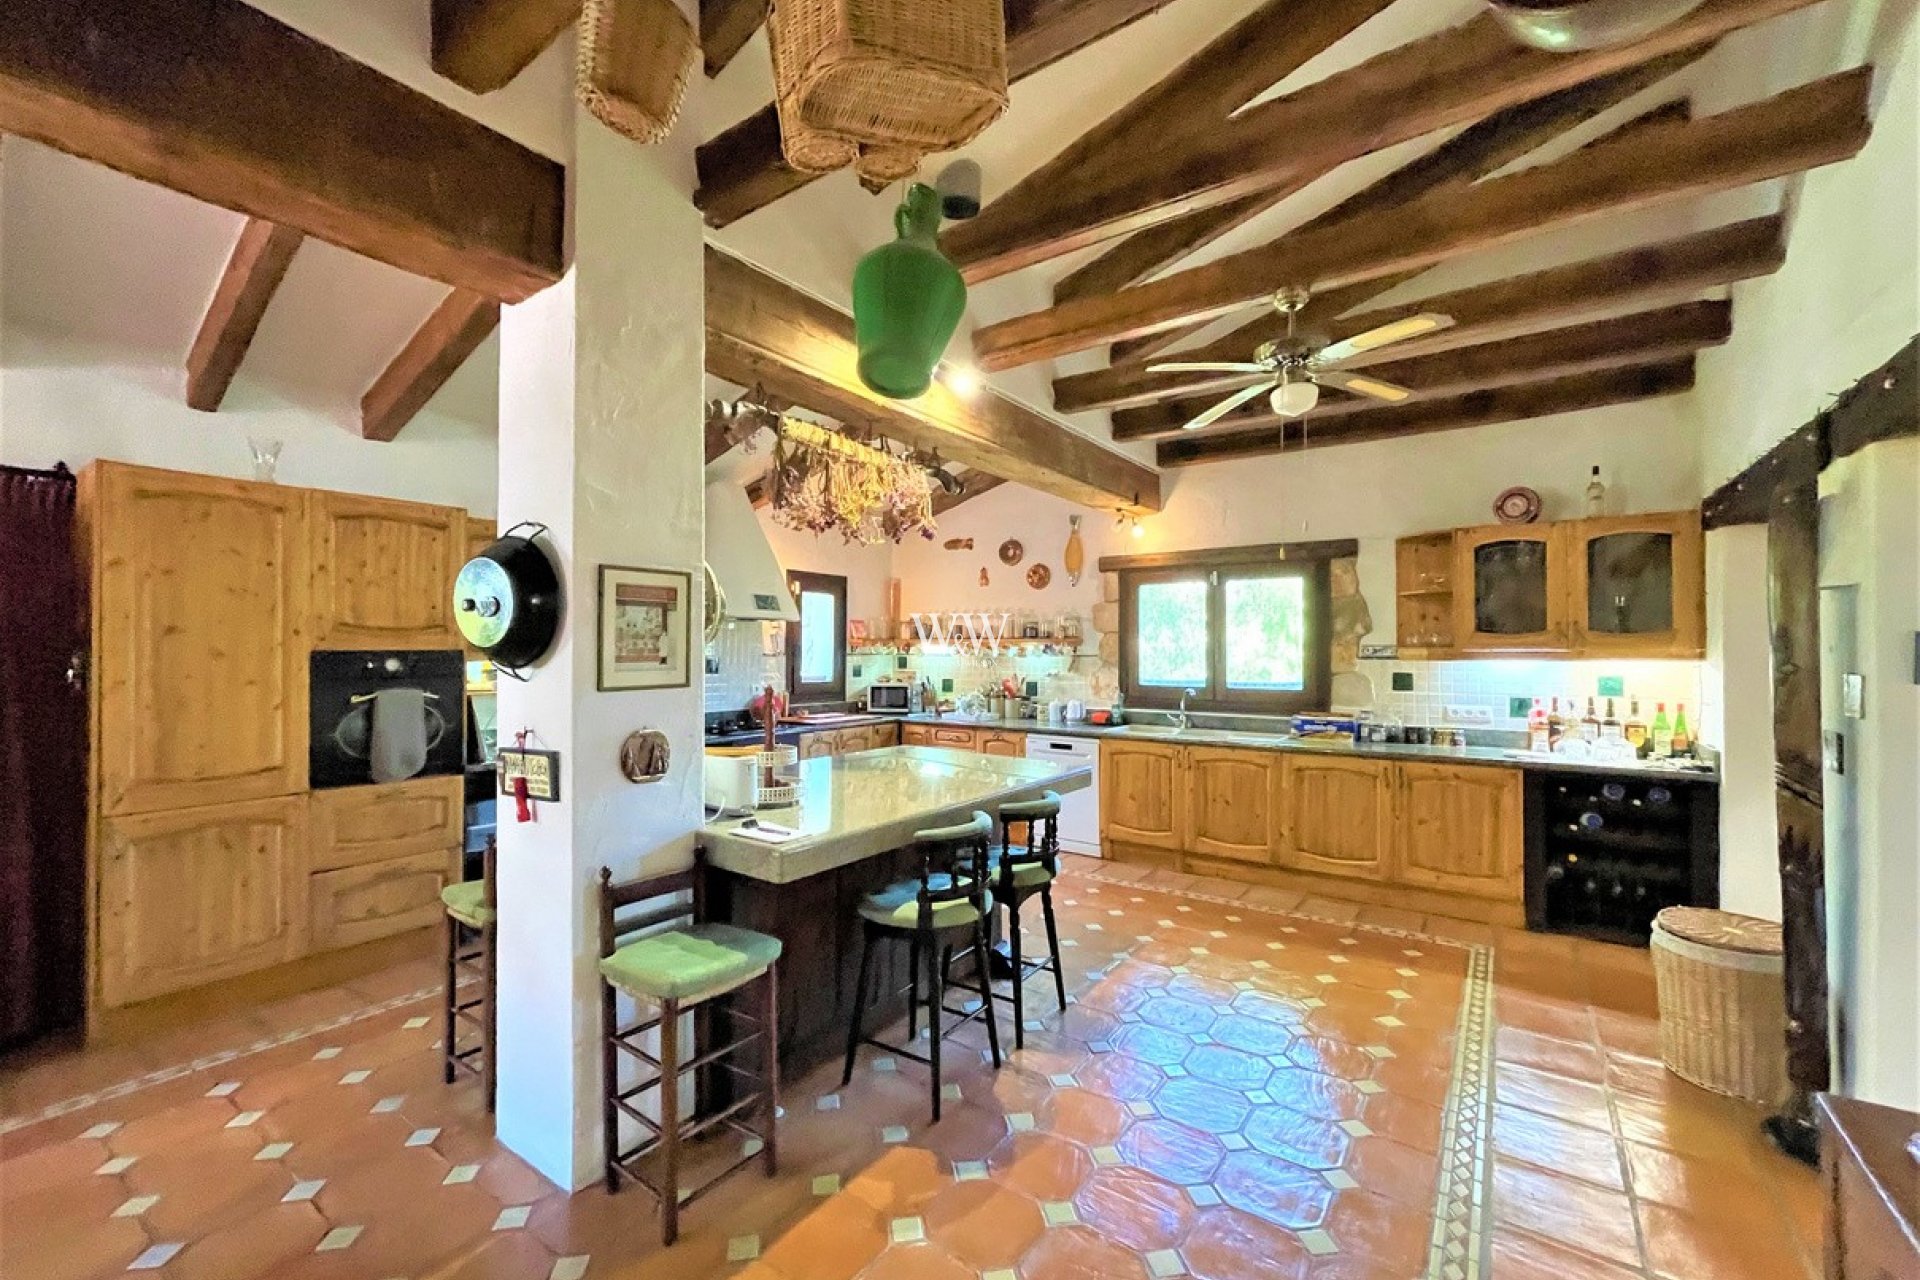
598, 566, 692, 691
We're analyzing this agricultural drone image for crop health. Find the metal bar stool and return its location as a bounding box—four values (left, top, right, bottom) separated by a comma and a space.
440, 836, 498, 1112
842, 811, 1004, 1122
993, 792, 1068, 1051
597, 862, 781, 1246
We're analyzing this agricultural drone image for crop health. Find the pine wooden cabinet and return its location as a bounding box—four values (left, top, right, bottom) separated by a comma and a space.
310, 777, 464, 873
1101, 740, 1184, 852
96, 797, 308, 1007
979, 731, 1025, 758
86, 463, 311, 817
1184, 747, 1282, 864
1567, 510, 1705, 658
1393, 762, 1523, 899
311, 491, 462, 649
309, 850, 457, 953
1277, 755, 1393, 882
1453, 522, 1571, 653
927, 725, 981, 750
799, 732, 836, 759
902, 724, 935, 748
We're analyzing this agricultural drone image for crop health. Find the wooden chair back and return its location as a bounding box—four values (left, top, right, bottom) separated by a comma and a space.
908, 811, 992, 930
597, 862, 703, 960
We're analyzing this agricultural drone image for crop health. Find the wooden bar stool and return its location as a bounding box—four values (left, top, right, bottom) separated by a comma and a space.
597, 863, 781, 1247
842, 811, 1003, 1122
440, 836, 497, 1112
992, 792, 1068, 1051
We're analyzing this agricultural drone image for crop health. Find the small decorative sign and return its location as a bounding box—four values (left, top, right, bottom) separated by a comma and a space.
599, 566, 693, 691
498, 748, 562, 802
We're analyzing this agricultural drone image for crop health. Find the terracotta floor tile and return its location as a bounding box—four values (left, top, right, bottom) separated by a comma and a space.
1215, 1149, 1336, 1229
1491, 1158, 1642, 1270
987, 1131, 1091, 1202
1489, 1226, 1648, 1280
1624, 1141, 1780, 1229
1042, 1087, 1128, 1146
1118, 1118, 1228, 1186
1020, 1223, 1152, 1280
1073, 1165, 1195, 1252
1320, 1188, 1432, 1276
1182, 1204, 1315, 1280
426, 1229, 564, 1280
1076, 1050, 1167, 1103
1492, 1061, 1613, 1129
1295, 897, 1363, 924
170, 1202, 331, 1280
1266, 1067, 1367, 1122
1495, 1026, 1608, 1083
1209, 1011, 1300, 1058
756, 1191, 890, 1280
1640, 1200, 1814, 1280
1612, 1089, 1749, 1160
844, 1146, 950, 1219
858, 1241, 976, 1280
0, 1208, 149, 1280
1156, 1077, 1253, 1135
1492, 1103, 1629, 1192
1243, 1106, 1352, 1170
923, 1179, 1044, 1270
1495, 992, 1597, 1044
1343, 1136, 1437, 1210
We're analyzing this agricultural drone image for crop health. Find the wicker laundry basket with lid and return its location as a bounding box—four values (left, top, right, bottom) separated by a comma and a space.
1649, 906, 1788, 1105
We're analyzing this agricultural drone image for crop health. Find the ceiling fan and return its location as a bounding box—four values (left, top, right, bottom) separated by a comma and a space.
1146, 288, 1455, 431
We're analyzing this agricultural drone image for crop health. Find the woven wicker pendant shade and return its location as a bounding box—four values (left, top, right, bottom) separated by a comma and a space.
768, 0, 1009, 176
577, 0, 700, 145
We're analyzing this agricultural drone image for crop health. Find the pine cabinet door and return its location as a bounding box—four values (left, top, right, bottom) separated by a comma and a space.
93, 464, 310, 815
1453, 523, 1571, 653
97, 796, 308, 1007
309, 850, 458, 953
1393, 763, 1523, 900
1100, 741, 1184, 851
902, 724, 936, 748
1277, 755, 1392, 881
799, 732, 836, 759
980, 732, 1025, 758
310, 777, 464, 872
311, 491, 462, 649
1185, 748, 1280, 864
1567, 510, 1705, 658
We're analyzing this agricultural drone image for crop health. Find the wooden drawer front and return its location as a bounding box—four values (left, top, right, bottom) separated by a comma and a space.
97, 797, 308, 1007
1279, 756, 1391, 881
902, 725, 936, 747
930, 726, 979, 750
1393, 763, 1524, 900
310, 851, 456, 953
980, 732, 1025, 758
311, 492, 462, 649
311, 777, 464, 872
799, 731, 836, 759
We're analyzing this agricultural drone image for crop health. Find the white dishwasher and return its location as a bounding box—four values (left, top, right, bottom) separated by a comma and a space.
1025, 733, 1102, 856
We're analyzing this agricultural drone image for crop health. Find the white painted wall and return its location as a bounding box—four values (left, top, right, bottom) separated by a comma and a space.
1700, 525, 1781, 919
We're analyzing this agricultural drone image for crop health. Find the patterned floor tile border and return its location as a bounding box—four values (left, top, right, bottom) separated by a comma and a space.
0, 983, 442, 1136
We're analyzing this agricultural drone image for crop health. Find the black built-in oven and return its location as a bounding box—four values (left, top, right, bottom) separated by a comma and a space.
309, 651, 466, 789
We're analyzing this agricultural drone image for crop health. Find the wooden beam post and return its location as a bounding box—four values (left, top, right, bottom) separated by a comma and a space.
0, 0, 565, 301
701, 0, 768, 77
972, 70, 1870, 370
432, 0, 581, 93
704, 248, 1161, 512
184, 219, 305, 412
360, 291, 501, 442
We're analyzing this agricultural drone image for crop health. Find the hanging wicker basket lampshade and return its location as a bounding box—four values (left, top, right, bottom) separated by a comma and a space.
577, 0, 700, 145
768, 0, 1010, 176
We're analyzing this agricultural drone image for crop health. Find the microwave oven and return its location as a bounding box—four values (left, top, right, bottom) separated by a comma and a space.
865, 683, 914, 714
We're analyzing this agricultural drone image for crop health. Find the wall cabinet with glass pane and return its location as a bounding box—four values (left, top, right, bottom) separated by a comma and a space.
1394, 531, 1457, 658
1568, 512, 1704, 657
1452, 522, 1571, 653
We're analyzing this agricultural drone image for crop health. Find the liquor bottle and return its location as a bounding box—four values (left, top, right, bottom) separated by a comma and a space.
1601, 697, 1623, 741
1527, 698, 1551, 752
1651, 702, 1673, 756
1671, 704, 1692, 757
1625, 697, 1649, 754
1581, 697, 1601, 742
1547, 697, 1565, 747
1585, 465, 1607, 516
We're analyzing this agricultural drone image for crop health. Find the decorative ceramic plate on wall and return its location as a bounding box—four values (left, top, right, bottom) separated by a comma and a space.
1493, 486, 1542, 524
1026, 563, 1051, 589
999, 538, 1024, 565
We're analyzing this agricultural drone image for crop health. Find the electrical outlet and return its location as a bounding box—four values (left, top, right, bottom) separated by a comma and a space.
1447, 706, 1494, 725
1390, 671, 1415, 692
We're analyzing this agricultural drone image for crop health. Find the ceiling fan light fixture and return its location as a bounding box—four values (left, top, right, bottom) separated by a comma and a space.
1270, 380, 1319, 418
1485, 0, 1709, 51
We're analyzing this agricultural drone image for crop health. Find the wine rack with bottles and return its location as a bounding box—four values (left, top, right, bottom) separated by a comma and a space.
1523, 771, 1719, 945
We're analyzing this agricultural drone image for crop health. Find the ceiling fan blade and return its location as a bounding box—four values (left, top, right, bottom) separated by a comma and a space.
1315, 369, 1414, 403
1146, 361, 1270, 374
1181, 380, 1275, 430
1316, 312, 1454, 365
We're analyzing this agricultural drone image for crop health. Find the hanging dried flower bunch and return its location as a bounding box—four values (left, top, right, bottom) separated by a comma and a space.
766, 417, 937, 545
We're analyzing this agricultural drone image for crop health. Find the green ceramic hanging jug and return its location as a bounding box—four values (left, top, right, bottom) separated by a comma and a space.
853, 183, 967, 400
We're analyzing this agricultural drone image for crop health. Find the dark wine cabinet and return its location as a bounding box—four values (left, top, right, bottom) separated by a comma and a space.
1524, 769, 1720, 945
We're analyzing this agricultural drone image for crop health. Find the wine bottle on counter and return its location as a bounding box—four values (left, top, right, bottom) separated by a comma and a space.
1581, 698, 1602, 742
1671, 704, 1692, 757
1547, 697, 1565, 747
1625, 698, 1649, 755
1602, 698, 1622, 741
1651, 703, 1674, 756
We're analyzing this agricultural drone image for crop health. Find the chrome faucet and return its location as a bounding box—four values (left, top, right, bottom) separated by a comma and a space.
1174, 688, 1197, 733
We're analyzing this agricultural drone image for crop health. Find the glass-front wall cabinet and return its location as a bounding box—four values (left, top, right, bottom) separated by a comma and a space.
1568, 512, 1704, 657
1453, 524, 1568, 652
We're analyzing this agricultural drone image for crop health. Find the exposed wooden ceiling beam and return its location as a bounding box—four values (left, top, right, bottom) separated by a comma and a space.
184, 219, 305, 412
1114, 300, 1732, 441
0, 0, 565, 301
933, 471, 1008, 516
431, 0, 580, 93
1063, 215, 1783, 416
1088, 56, 1703, 364
972, 69, 1870, 371
705, 248, 1160, 513
701, 0, 767, 77
360, 291, 500, 442
944, 0, 1820, 281
694, 0, 1188, 228
1157, 360, 1698, 467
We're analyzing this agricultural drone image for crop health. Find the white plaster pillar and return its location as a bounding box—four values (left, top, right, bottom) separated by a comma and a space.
491, 104, 707, 1190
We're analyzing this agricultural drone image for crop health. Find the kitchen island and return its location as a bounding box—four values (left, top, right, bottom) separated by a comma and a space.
701, 746, 1091, 1076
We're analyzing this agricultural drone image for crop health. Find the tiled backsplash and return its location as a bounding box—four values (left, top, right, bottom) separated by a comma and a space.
852, 647, 1093, 705
1344, 657, 1704, 734
704, 620, 785, 712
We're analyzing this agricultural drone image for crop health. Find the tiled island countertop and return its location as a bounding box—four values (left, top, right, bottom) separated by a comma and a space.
701, 745, 1092, 884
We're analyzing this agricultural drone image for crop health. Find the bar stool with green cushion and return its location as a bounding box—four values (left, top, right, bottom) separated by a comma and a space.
992, 792, 1067, 1051
597, 862, 781, 1247
842, 811, 1004, 1123
441, 837, 497, 1113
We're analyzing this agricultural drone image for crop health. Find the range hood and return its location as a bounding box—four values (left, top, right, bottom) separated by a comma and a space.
705, 480, 799, 622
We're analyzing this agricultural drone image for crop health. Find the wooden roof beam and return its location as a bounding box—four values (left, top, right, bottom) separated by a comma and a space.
431, 0, 580, 94
0, 0, 565, 301
1156, 360, 1698, 467
971, 69, 1871, 370
701, 0, 767, 77
1113, 300, 1732, 441
185, 219, 305, 412
944, 0, 1821, 281
694, 0, 1189, 228
360, 291, 500, 442
933, 471, 1007, 516
705, 247, 1160, 513
1062, 215, 1783, 416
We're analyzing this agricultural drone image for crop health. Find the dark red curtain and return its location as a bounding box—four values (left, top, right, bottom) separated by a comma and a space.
0, 463, 87, 1049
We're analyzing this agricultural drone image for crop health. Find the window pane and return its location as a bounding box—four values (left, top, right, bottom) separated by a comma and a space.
1224, 575, 1305, 691
798, 590, 837, 685
1136, 580, 1210, 687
